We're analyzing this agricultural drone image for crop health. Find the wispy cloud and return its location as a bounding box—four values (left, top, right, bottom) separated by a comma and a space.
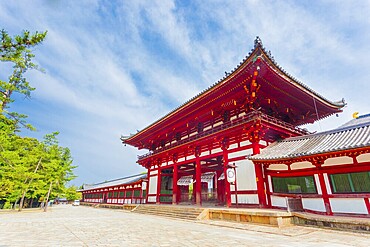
1, 0, 369, 185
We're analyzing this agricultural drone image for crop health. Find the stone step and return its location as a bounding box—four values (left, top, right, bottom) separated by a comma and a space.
135, 210, 200, 218
134, 211, 200, 218
132, 205, 204, 220
135, 211, 200, 220
135, 207, 203, 213
135, 208, 202, 214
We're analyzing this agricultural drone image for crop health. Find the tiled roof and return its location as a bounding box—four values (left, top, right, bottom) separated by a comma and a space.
123, 37, 345, 145
81, 173, 147, 191
250, 114, 370, 161
339, 113, 370, 128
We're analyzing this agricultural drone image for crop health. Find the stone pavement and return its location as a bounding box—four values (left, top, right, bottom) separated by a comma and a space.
0, 205, 369, 247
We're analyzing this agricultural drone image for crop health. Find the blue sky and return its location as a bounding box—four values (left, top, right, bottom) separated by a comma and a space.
1, 0, 370, 186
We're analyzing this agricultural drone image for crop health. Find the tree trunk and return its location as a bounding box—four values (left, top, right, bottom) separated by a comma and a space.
43, 181, 53, 212
19, 158, 42, 211
18, 191, 27, 211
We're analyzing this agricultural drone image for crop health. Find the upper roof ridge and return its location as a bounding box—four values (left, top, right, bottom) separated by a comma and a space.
254, 36, 263, 48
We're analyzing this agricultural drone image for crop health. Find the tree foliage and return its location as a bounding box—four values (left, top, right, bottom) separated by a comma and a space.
0, 30, 77, 210
0, 29, 47, 131
0, 29, 47, 111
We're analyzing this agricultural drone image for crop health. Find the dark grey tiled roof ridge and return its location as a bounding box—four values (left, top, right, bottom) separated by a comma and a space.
82, 173, 147, 191
250, 115, 370, 161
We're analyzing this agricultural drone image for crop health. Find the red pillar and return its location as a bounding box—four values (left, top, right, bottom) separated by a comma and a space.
263, 166, 272, 208
317, 168, 333, 215
364, 198, 370, 215
156, 168, 162, 204
223, 148, 231, 207
195, 157, 202, 206
146, 168, 150, 203
252, 141, 267, 207
172, 162, 178, 205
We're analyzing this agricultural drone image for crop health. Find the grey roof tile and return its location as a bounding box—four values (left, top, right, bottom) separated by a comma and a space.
251, 115, 370, 161
81, 173, 147, 191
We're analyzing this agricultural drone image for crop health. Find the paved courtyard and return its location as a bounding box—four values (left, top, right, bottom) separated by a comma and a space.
0, 205, 369, 246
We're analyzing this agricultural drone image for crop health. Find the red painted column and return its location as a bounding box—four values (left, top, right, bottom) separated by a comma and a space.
317, 167, 333, 215
252, 141, 267, 207
223, 148, 231, 207
195, 156, 202, 206
172, 162, 178, 205
139, 187, 142, 204
146, 167, 150, 203
156, 168, 162, 204
263, 166, 272, 208
364, 198, 370, 215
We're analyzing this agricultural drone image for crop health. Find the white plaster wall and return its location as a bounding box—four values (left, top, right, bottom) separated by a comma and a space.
357, 153, 370, 163
213, 121, 223, 127
323, 156, 352, 166
204, 126, 212, 131
178, 157, 185, 162
314, 174, 322, 195
167, 161, 173, 166
189, 132, 197, 137
302, 198, 326, 212
240, 140, 251, 147
211, 148, 222, 154
330, 198, 368, 214
187, 154, 196, 160
267, 164, 288, 171
233, 160, 257, 191
150, 170, 158, 175
229, 143, 238, 149
200, 151, 207, 157
149, 175, 158, 195
147, 196, 156, 203
228, 150, 246, 159
232, 194, 259, 204
271, 196, 287, 208
290, 161, 314, 170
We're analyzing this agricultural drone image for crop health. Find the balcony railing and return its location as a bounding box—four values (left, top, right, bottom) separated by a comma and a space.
138, 111, 309, 160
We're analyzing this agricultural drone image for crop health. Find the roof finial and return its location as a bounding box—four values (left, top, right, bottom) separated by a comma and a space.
254, 36, 263, 48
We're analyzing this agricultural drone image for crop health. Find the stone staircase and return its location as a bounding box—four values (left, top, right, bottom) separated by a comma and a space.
132, 204, 205, 220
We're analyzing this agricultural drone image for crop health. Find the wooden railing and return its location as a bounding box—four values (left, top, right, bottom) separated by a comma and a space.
138, 111, 309, 161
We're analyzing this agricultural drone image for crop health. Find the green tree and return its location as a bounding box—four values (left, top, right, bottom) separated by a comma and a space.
63, 186, 82, 201
0, 29, 47, 111
0, 30, 77, 210
1, 29, 47, 131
